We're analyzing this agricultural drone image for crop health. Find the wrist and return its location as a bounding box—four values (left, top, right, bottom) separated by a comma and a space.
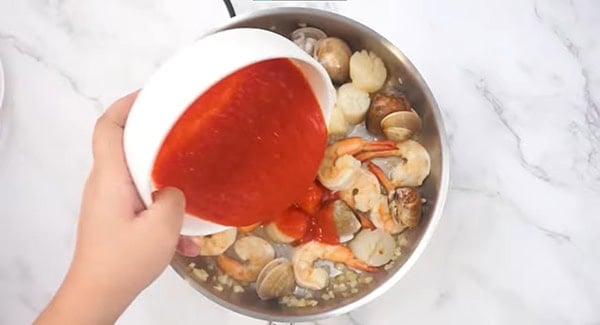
35, 262, 139, 324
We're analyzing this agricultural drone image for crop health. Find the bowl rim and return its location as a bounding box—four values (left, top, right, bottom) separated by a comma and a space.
170, 6, 451, 323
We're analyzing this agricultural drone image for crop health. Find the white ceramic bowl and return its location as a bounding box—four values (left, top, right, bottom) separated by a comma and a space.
123, 28, 336, 236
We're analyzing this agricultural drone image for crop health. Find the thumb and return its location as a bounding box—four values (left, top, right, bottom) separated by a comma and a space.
141, 187, 186, 237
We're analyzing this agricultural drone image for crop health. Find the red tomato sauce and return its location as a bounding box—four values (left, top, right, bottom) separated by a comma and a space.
294, 200, 340, 245
295, 181, 326, 216
272, 207, 309, 239
270, 181, 341, 246
152, 59, 327, 226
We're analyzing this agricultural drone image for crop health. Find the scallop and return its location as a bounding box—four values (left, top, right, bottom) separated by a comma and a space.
291, 27, 327, 55
349, 229, 395, 267
349, 50, 387, 93
335, 83, 370, 125
328, 104, 350, 136
381, 110, 422, 142
314, 37, 352, 83
332, 200, 361, 242
255, 258, 295, 300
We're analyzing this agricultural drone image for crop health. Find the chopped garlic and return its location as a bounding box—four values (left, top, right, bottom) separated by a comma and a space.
191, 268, 209, 282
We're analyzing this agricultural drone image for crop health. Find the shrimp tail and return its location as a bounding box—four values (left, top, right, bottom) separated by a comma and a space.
360, 141, 397, 153
356, 211, 376, 230
326, 245, 381, 273
366, 161, 395, 194
355, 149, 401, 162
347, 259, 380, 273
216, 255, 257, 282
334, 138, 396, 156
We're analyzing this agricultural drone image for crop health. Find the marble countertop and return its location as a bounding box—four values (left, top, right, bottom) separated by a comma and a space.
1, 0, 599, 324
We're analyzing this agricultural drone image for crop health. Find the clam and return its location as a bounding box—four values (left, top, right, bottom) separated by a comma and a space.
348, 229, 396, 267
314, 37, 352, 83
389, 187, 422, 228
291, 27, 327, 55
255, 258, 295, 300
332, 200, 361, 242
382, 127, 413, 143
366, 93, 411, 136
380, 110, 422, 142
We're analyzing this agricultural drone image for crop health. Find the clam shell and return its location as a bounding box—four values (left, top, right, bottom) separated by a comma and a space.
366, 93, 411, 135
291, 27, 327, 41
395, 187, 422, 228
380, 110, 422, 142
255, 258, 295, 300
383, 127, 414, 142
291, 27, 327, 55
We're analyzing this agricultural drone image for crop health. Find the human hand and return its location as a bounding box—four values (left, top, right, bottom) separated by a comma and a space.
36, 92, 187, 324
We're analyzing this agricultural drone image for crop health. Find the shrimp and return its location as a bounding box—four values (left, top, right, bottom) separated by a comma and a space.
368, 162, 421, 231
216, 236, 275, 282
355, 140, 431, 187
338, 166, 381, 213
317, 137, 396, 191
191, 228, 237, 256
369, 195, 407, 234
337, 164, 406, 234
333, 163, 403, 234
292, 241, 378, 290
318, 138, 395, 222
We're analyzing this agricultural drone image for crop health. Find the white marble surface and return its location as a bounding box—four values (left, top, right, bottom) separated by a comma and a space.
1, 0, 599, 324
